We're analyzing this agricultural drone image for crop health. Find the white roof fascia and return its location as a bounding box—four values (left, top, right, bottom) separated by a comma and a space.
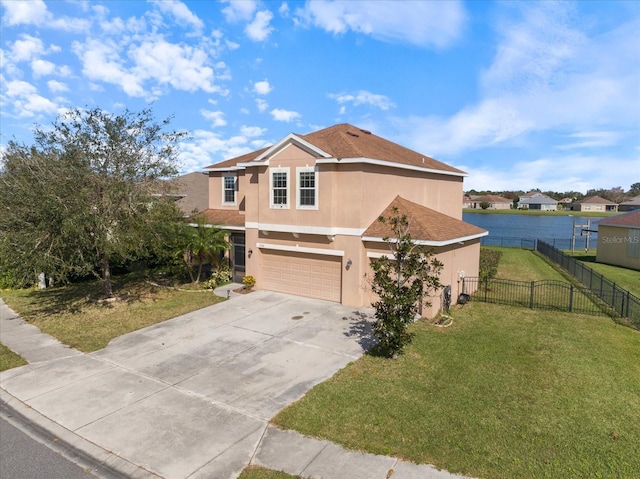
362, 231, 488, 247
202, 166, 246, 172
257, 242, 345, 257
239, 134, 332, 167
315, 157, 467, 178
188, 223, 245, 231
245, 222, 364, 237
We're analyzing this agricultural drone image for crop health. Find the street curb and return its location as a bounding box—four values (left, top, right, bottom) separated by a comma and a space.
0, 392, 162, 479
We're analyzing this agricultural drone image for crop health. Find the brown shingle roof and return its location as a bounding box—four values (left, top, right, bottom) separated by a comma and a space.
598, 210, 640, 228
575, 195, 617, 205
474, 194, 511, 203
205, 123, 463, 175
363, 196, 487, 244
168, 172, 209, 215
199, 209, 245, 228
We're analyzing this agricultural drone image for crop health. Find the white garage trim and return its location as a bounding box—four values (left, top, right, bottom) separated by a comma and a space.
257, 242, 345, 257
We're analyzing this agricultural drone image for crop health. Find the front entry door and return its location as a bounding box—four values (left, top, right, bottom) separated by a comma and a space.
230, 233, 245, 283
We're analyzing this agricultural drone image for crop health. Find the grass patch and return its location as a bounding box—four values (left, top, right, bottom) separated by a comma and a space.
238, 466, 300, 479
274, 303, 640, 479
483, 247, 568, 282
569, 252, 640, 298
0, 343, 27, 371
463, 209, 616, 217
0, 274, 224, 352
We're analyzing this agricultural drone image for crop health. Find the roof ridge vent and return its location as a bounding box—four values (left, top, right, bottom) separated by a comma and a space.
359, 128, 371, 134
346, 131, 360, 137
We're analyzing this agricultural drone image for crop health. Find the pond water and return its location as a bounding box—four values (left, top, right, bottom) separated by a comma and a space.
463, 213, 606, 250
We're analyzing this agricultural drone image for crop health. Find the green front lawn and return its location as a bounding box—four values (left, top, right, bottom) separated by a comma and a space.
238, 467, 299, 479
274, 303, 640, 479
0, 343, 27, 372
0, 274, 224, 353
485, 247, 569, 282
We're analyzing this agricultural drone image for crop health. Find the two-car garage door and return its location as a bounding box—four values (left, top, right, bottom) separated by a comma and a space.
262, 250, 342, 302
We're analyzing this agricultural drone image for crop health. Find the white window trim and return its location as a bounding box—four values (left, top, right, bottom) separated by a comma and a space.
296, 166, 318, 210
222, 173, 237, 206
269, 167, 290, 209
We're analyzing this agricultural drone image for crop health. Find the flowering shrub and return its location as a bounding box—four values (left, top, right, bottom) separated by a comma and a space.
242, 275, 256, 290
201, 265, 232, 289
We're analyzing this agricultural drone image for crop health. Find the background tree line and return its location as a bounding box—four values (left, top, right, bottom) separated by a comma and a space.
466, 184, 640, 203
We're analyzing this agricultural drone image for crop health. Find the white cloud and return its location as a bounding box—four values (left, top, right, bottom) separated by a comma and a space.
8, 35, 44, 62
392, 3, 640, 156
329, 90, 395, 111
47, 80, 69, 93
241, 125, 266, 137
246, 10, 274, 41
72, 35, 222, 99
270, 108, 301, 122
256, 98, 268, 112
296, 0, 465, 48
150, 0, 204, 31
462, 154, 640, 193
1, 0, 89, 32
222, 0, 258, 22
556, 131, 623, 150
31, 59, 55, 77
179, 129, 257, 172
1, 0, 49, 26
3, 79, 59, 117
200, 109, 227, 128
253, 80, 272, 95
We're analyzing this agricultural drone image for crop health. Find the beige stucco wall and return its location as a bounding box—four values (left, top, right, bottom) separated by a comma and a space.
239, 144, 464, 229
596, 225, 640, 271
216, 142, 479, 311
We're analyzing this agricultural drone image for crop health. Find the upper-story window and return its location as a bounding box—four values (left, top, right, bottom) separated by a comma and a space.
270, 167, 289, 208
297, 167, 318, 209
223, 174, 236, 205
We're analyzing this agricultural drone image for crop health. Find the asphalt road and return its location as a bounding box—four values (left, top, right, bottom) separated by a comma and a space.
0, 416, 95, 479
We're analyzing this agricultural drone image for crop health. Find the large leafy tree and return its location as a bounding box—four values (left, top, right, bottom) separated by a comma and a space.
369, 209, 443, 358
0, 107, 187, 296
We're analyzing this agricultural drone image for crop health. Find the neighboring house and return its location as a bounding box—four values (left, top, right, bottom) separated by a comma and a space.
571, 195, 618, 213
201, 123, 487, 316
466, 194, 511, 210
618, 196, 640, 212
168, 172, 210, 216
518, 192, 558, 211
463, 194, 474, 209
557, 197, 574, 209
596, 210, 640, 271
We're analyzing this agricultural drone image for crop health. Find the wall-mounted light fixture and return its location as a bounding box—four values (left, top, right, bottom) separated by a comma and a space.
248, 249, 253, 258
346, 258, 352, 270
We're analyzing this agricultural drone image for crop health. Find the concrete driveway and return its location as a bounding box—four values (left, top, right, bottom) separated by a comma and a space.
0, 291, 374, 479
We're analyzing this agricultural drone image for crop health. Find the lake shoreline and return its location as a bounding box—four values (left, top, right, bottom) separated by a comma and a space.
463, 208, 617, 217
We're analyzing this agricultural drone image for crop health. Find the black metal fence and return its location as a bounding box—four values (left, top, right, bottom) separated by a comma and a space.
480, 236, 593, 250
461, 277, 608, 317
536, 240, 640, 327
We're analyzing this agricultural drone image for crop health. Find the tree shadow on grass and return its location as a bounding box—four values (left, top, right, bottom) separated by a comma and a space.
17, 274, 159, 318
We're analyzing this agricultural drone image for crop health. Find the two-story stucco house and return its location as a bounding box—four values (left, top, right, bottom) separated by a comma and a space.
201, 124, 487, 316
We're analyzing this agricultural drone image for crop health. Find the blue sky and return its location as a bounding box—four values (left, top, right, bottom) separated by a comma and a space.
1, 0, 638, 193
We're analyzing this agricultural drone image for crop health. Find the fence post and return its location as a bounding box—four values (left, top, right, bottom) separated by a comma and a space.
484, 279, 488, 302
569, 285, 574, 312
612, 283, 617, 314
530, 281, 535, 309
625, 290, 630, 318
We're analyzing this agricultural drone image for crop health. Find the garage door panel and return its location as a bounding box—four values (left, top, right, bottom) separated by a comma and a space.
262, 250, 342, 302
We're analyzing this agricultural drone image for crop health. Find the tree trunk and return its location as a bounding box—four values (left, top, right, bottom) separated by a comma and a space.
102, 256, 114, 297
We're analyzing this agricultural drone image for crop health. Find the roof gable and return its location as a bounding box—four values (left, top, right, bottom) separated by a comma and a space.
204, 123, 464, 176
598, 210, 640, 228
363, 196, 487, 245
